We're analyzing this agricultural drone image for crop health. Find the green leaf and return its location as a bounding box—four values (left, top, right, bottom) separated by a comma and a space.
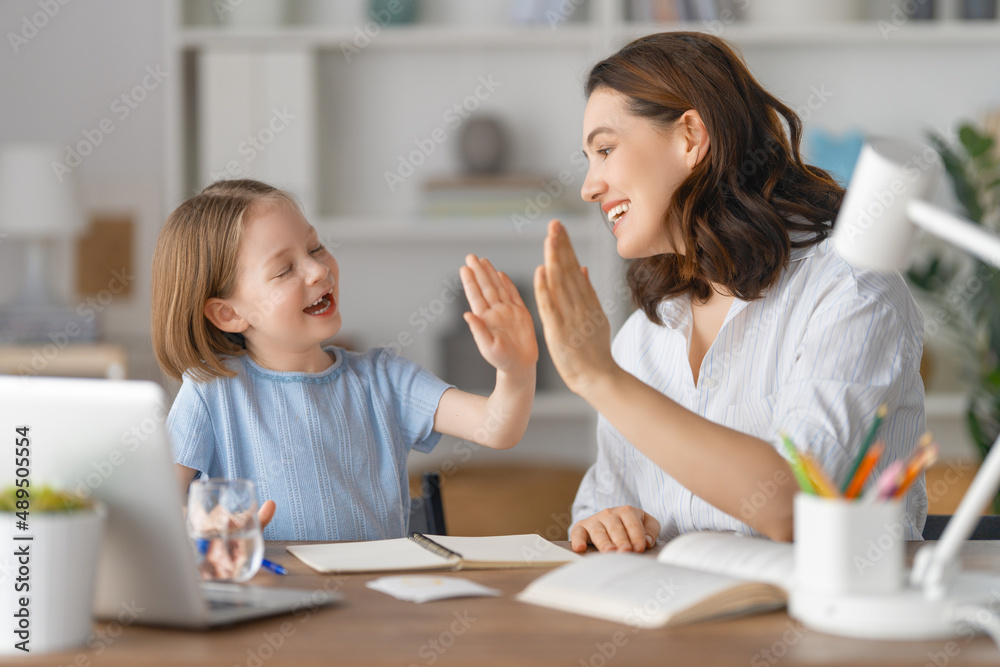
959, 124, 994, 159
927, 131, 984, 222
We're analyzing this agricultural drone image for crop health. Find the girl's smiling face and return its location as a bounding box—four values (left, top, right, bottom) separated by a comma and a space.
205, 200, 341, 372
580, 88, 705, 259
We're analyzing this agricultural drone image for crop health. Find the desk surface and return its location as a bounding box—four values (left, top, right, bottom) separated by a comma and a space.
45, 541, 1000, 666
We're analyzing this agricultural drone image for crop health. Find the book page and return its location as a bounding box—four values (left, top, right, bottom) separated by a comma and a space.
286, 538, 448, 573
431, 534, 582, 566
517, 552, 772, 628
657, 532, 794, 589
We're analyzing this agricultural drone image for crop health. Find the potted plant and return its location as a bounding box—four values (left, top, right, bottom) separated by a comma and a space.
907, 120, 1000, 511
0, 485, 106, 655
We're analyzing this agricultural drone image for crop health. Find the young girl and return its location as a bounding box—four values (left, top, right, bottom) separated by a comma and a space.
152, 179, 538, 541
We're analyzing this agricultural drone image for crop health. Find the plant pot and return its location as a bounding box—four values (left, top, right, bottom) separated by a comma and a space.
0, 502, 106, 655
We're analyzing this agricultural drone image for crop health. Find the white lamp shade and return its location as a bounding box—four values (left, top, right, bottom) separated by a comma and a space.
0, 143, 85, 239
831, 137, 941, 271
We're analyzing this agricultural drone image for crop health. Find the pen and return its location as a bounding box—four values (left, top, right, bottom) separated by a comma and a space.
261, 558, 287, 575
840, 404, 887, 494
780, 432, 816, 495
195, 538, 286, 575
843, 441, 885, 500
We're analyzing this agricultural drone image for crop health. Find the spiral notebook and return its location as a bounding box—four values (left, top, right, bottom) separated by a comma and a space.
286, 533, 582, 574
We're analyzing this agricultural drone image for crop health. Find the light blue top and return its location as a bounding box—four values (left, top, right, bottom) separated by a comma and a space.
168, 346, 452, 541
573, 237, 929, 540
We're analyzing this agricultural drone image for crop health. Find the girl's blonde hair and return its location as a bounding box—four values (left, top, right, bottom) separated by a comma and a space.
151, 179, 299, 382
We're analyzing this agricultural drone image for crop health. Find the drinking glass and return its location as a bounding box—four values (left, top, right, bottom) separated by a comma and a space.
186, 478, 264, 582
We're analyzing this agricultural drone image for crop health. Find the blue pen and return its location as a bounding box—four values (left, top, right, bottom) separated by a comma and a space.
261, 559, 287, 575
194, 538, 285, 575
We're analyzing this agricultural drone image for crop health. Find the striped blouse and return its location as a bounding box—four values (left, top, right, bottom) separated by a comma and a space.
572, 237, 928, 540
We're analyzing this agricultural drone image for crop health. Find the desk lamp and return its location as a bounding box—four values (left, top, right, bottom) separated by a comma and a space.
0, 143, 89, 343
790, 137, 1000, 642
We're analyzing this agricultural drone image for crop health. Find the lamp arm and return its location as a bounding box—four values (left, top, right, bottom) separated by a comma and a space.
907, 199, 1000, 270
912, 430, 1000, 597
907, 198, 1000, 596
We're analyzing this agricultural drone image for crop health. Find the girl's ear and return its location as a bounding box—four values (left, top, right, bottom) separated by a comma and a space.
678, 109, 710, 171
204, 298, 248, 333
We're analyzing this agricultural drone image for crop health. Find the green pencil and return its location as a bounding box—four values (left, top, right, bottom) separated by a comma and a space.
840, 404, 887, 494
780, 431, 816, 495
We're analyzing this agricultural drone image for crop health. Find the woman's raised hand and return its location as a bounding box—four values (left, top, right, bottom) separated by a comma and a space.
459, 254, 539, 376
534, 219, 619, 397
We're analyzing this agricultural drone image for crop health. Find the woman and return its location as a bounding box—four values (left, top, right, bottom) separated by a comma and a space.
534, 32, 927, 551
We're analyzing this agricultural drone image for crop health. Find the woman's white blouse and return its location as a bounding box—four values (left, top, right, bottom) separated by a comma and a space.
572, 237, 928, 540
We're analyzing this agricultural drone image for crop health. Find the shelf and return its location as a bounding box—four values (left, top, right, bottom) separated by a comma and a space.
620, 20, 1000, 46
178, 24, 596, 50
313, 215, 594, 244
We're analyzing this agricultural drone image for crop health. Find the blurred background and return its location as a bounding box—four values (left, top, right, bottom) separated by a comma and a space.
1, 0, 999, 532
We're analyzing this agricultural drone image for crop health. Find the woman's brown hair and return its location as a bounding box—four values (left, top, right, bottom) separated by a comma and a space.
586, 32, 845, 321
151, 179, 298, 382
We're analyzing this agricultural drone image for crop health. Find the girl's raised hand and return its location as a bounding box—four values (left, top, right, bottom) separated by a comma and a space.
534, 219, 618, 396
459, 255, 538, 376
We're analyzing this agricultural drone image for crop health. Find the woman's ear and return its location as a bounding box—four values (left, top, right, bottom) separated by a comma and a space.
204, 298, 248, 334
679, 109, 710, 170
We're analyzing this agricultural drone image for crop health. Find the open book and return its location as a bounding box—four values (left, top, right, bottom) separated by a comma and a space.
516, 532, 793, 628
287, 533, 582, 574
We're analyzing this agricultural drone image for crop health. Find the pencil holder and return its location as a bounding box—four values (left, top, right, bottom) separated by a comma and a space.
794, 493, 905, 597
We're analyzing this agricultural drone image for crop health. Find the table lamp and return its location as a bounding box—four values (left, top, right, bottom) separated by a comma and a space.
790, 136, 1000, 643
0, 142, 92, 343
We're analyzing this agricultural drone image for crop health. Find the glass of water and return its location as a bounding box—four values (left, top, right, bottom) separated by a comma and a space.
186, 478, 264, 583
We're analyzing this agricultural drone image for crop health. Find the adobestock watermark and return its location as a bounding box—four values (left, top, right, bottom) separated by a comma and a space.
852, 517, 907, 575
840, 142, 940, 247
384, 75, 503, 193
207, 107, 296, 182
511, 149, 589, 234
702, 0, 750, 37
407, 609, 477, 667
739, 468, 793, 521
576, 578, 681, 667
69, 404, 167, 500
339, 0, 415, 63
544, 0, 586, 28
381, 275, 465, 354
879, 0, 934, 39
7, 0, 73, 55
15, 267, 134, 378
750, 620, 808, 667
52, 64, 168, 182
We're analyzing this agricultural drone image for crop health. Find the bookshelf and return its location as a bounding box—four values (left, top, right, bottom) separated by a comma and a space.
165, 0, 999, 466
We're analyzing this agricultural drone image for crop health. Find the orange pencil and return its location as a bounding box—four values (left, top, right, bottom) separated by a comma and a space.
843, 441, 885, 499
892, 442, 938, 500
800, 452, 838, 498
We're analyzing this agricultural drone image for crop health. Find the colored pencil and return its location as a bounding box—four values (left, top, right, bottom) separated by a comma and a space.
800, 451, 839, 498
840, 404, 887, 494
843, 440, 885, 500
892, 441, 938, 500
780, 432, 816, 495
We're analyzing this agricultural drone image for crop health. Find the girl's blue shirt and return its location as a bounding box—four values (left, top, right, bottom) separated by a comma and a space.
167, 346, 452, 541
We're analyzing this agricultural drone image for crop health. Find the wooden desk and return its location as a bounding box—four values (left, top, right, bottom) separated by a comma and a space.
45, 542, 1000, 666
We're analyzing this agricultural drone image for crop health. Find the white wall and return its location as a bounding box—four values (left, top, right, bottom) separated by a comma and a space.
0, 0, 166, 382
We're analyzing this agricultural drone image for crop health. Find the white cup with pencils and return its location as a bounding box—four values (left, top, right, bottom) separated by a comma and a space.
783, 405, 937, 598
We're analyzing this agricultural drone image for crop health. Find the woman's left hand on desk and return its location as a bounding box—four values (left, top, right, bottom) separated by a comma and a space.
535, 219, 618, 397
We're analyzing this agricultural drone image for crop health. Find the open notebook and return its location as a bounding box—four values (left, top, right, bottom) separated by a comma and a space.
517, 532, 793, 628
287, 533, 582, 574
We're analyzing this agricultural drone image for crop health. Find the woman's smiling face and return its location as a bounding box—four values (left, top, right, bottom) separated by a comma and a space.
579, 88, 696, 259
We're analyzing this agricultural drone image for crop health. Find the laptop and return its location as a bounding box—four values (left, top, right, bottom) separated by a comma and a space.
0, 375, 340, 628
